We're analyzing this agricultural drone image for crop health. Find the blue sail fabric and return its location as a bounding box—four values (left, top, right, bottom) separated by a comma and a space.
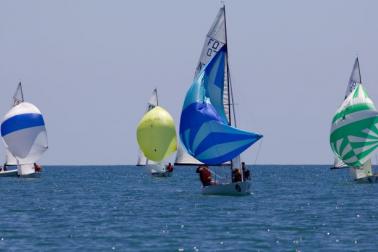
1, 113, 45, 137
179, 46, 263, 165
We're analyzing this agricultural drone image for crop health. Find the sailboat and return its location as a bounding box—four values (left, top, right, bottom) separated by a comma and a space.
136, 88, 158, 166
136, 93, 177, 177
179, 6, 263, 195
330, 58, 378, 182
0, 82, 48, 177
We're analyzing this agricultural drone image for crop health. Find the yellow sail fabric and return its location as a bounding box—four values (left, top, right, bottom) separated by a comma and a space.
136, 106, 177, 162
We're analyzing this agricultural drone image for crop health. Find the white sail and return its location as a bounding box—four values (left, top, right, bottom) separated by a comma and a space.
13, 82, 24, 106
1, 102, 48, 165
350, 160, 373, 180
136, 88, 159, 166
174, 143, 202, 165
5, 148, 17, 166
333, 157, 347, 169
345, 57, 361, 99
17, 163, 35, 176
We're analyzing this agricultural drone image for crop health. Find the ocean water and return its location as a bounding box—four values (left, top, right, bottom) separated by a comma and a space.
0, 165, 377, 251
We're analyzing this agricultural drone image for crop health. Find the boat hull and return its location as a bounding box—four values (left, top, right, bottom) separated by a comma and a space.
147, 164, 172, 177
355, 175, 378, 183
202, 181, 251, 196
0, 169, 18, 177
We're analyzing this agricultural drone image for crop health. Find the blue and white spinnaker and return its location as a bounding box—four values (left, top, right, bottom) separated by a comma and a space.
179, 46, 262, 165
1, 102, 48, 165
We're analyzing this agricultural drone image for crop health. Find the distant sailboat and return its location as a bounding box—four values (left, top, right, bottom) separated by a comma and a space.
137, 88, 158, 166
330, 58, 361, 170
330, 59, 378, 182
179, 6, 263, 195
0, 82, 48, 177
136, 93, 177, 177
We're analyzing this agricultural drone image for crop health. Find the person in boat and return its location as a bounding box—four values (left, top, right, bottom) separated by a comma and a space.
241, 162, 251, 180
166, 162, 173, 173
3, 163, 7, 171
232, 168, 242, 182
196, 165, 214, 186
34, 163, 42, 172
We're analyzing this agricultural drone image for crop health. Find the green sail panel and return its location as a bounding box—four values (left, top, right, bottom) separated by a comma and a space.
136, 106, 177, 162
330, 84, 378, 167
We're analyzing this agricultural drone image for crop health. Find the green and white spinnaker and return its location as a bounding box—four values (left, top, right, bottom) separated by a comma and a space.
330, 84, 378, 167
136, 106, 177, 162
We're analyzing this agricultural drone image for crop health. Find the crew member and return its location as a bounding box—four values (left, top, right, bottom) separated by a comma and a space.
196, 165, 213, 186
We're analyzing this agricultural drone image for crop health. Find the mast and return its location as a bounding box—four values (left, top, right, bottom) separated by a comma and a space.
223, 5, 232, 126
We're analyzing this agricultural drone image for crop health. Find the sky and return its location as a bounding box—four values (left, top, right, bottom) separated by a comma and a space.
0, 0, 378, 165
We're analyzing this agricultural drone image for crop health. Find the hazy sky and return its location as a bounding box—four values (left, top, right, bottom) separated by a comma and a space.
1, 0, 378, 165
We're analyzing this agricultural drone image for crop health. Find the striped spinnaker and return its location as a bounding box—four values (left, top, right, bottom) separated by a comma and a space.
330, 84, 378, 167
179, 46, 262, 165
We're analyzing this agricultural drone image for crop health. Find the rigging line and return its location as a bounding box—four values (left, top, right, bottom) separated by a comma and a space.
253, 139, 263, 165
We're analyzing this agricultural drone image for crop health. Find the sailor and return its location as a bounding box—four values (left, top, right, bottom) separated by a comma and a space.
241, 162, 251, 180
232, 168, 242, 182
166, 162, 173, 172
196, 165, 213, 186
34, 163, 42, 172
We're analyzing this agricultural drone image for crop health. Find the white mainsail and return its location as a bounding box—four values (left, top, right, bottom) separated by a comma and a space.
345, 57, 361, 99
136, 88, 158, 166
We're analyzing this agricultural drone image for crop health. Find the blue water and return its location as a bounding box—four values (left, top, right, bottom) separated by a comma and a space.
0, 165, 377, 251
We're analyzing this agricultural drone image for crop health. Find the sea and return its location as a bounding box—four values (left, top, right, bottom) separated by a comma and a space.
0, 165, 377, 251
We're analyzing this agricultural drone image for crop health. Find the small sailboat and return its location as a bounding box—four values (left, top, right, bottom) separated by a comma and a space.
179, 6, 263, 195
136, 93, 177, 177
136, 88, 158, 167
0, 83, 48, 177
330, 58, 378, 182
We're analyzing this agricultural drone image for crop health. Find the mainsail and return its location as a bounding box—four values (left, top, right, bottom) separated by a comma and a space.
137, 89, 158, 165
175, 6, 238, 165
345, 57, 361, 99
179, 45, 262, 165
330, 84, 378, 168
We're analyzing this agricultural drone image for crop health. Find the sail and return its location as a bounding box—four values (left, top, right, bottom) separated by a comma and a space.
174, 143, 202, 165
1, 102, 48, 164
136, 106, 177, 162
350, 159, 372, 180
332, 157, 347, 169
345, 57, 361, 99
4, 148, 17, 165
330, 84, 378, 167
176, 7, 228, 165
13, 82, 24, 106
137, 89, 159, 165
195, 7, 226, 76
179, 47, 262, 165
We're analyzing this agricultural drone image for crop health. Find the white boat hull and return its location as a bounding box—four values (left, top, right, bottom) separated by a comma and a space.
147, 164, 172, 177
0, 169, 18, 177
202, 181, 251, 196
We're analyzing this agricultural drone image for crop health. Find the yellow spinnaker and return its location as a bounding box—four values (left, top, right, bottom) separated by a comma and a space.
136, 106, 177, 162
